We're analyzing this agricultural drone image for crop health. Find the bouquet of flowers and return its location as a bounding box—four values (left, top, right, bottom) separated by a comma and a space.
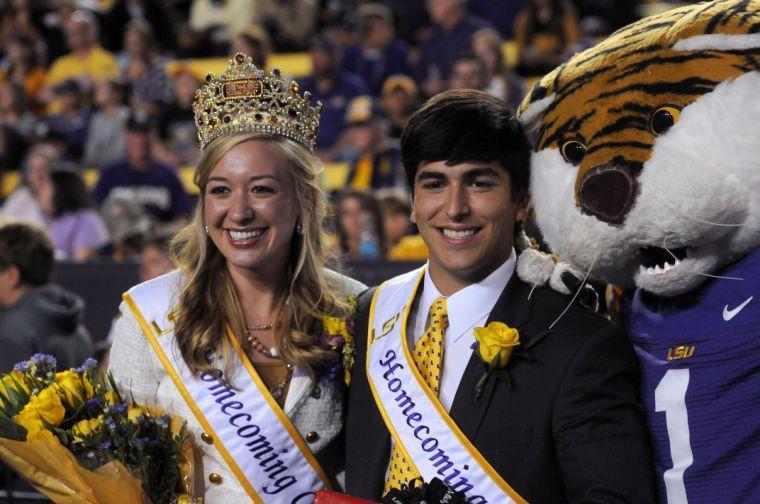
0, 354, 197, 503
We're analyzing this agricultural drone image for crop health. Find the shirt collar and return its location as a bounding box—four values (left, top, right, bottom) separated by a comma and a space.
420, 248, 516, 343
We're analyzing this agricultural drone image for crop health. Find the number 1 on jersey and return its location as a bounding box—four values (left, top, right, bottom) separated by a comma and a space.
655, 369, 693, 504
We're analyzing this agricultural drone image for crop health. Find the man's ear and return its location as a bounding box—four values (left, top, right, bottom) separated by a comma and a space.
514, 194, 530, 223
1, 265, 21, 289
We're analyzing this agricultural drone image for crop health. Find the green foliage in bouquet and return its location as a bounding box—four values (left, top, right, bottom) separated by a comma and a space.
0, 354, 190, 504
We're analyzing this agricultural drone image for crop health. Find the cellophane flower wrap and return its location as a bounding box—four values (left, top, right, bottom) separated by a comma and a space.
0, 354, 198, 503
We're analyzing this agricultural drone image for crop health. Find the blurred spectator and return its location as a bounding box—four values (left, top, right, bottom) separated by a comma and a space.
414, 0, 491, 97
1, 145, 55, 227
448, 51, 486, 91
381, 0, 431, 46
341, 3, 409, 96
154, 65, 202, 167
386, 233, 429, 261
230, 25, 271, 69
93, 113, 191, 225
378, 192, 413, 250
138, 231, 174, 283
301, 34, 368, 152
468, 0, 529, 38
102, 0, 176, 53
0, 34, 46, 108
514, 0, 581, 76
100, 191, 153, 261
0, 0, 44, 50
43, 79, 93, 161
119, 19, 174, 110
40, 169, 110, 261
82, 79, 129, 168
0, 123, 26, 171
253, 0, 319, 51
42, 10, 119, 99
189, 0, 256, 53
0, 221, 93, 374
0, 81, 38, 139
335, 189, 386, 260
380, 74, 419, 141
333, 95, 405, 192
472, 28, 526, 112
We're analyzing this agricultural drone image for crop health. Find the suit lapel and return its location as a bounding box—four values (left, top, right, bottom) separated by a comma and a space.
449, 275, 533, 440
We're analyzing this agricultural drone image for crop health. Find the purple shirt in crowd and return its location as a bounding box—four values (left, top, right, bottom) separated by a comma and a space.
341, 40, 409, 96
413, 14, 492, 87
300, 72, 369, 150
93, 159, 191, 222
49, 209, 110, 260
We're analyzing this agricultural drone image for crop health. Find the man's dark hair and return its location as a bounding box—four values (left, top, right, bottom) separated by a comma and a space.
0, 222, 54, 286
400, 90, 531, 198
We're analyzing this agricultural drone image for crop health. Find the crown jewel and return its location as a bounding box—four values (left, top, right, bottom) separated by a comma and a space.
193, 53, 321, 151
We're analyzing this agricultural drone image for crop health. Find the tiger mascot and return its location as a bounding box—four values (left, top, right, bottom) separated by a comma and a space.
515, 1, 760, 502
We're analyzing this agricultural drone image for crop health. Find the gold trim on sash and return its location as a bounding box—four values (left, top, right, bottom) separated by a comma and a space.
225, 326, 333, 488
365, 273, 425, 481
366, 269, 527, 503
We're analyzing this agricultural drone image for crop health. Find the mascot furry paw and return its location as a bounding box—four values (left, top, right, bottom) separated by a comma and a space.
516, 1, 760, 502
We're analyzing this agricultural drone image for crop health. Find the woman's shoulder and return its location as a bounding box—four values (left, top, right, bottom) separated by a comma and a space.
323, 268, 367, 297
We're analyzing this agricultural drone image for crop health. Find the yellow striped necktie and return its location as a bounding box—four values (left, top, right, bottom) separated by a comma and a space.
383, 296, 448, 494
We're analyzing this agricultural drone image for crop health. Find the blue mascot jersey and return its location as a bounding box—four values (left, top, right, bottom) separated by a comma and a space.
622, 248, 760, 503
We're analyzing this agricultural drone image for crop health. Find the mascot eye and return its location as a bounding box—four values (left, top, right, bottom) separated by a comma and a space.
650, 106, 681, 136
561, 140, 587, 165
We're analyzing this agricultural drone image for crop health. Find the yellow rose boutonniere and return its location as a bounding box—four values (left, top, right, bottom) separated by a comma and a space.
472, 322, 551, 399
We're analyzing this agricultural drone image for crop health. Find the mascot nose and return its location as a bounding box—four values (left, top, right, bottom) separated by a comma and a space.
578, 159, 642, 224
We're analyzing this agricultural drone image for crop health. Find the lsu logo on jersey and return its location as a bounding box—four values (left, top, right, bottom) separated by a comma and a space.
666, 344, 695, 361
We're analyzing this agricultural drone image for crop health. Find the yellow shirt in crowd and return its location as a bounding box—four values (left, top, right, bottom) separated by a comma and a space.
45, 47, 119, 86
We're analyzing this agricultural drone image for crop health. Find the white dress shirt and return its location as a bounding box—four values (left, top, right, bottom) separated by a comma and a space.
406, 249, 516, 411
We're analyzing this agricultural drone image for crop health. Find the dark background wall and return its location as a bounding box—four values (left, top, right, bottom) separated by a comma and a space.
53, 261, 424, 341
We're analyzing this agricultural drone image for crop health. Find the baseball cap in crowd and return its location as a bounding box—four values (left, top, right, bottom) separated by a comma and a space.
381, 74, 418, 99
310, 34, 340, 56
345, 95, 380, 126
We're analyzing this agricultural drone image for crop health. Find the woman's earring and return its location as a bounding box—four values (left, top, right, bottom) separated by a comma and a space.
204, 226, 209, 234
296, 223, 303, 234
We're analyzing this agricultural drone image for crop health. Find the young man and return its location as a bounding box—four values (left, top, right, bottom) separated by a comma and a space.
0, 222, 93, 373
345, 90, 657, 503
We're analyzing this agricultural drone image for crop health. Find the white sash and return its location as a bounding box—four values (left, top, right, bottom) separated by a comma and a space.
366, 267, 525, 504
123, 271, 330, 504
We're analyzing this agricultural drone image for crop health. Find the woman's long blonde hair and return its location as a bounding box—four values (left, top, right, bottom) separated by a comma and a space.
171, 132, 350, 381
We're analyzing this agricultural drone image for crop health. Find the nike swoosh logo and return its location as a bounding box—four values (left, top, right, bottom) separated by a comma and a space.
723, 296, 753, 321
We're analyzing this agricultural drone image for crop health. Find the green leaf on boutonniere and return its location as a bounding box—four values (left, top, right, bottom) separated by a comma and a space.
524, 329, 552, 350
494, 369, 512, 389
512, 350, 532, 363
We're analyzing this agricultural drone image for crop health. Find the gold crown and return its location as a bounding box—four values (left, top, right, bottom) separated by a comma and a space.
193, 53, 321, 151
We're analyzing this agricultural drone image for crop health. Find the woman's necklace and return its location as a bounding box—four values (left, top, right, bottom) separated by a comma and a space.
246, 324, 278, 357
271, 366, 293, 400
245, 324, 293, 399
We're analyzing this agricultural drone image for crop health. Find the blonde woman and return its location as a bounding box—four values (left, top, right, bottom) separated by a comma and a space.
109, 53, 364, 502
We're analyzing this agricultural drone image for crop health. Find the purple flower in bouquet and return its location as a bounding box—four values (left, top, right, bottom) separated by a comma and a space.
85, 397, 104, 411
74, 358, 98, 374
13, 360, 32, 372
29, 354, 57, 379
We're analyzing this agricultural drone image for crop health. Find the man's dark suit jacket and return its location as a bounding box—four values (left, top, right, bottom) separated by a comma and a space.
345, 273, 658, 503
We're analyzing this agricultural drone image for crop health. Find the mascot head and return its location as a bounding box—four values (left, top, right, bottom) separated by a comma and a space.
517, 0, 760, 297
